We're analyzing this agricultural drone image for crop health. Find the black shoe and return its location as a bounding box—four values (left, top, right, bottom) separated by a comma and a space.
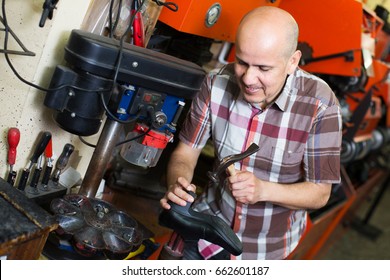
159, 191, 242, 256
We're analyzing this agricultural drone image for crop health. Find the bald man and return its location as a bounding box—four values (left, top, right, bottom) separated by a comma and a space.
160, 6, 342, 260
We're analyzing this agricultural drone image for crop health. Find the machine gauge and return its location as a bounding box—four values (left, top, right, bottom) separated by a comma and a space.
205, 3, 221, 28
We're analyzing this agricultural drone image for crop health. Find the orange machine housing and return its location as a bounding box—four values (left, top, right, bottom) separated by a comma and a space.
279, 0, 362, 77
158, 0, 281, 42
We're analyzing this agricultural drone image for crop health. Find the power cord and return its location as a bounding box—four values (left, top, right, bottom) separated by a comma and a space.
1, 0, 179, 127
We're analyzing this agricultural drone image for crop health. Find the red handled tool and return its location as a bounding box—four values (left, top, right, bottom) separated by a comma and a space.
39, 138, 53, 191
6, 127, 21, 186
131, 0, 145, 47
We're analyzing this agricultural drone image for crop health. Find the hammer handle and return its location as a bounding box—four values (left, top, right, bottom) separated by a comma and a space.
227, 165, 236, 176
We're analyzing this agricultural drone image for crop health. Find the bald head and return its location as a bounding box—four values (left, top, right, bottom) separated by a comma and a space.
236, 6, 299, 59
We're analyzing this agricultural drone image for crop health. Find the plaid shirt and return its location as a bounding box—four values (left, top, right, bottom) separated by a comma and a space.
179, 64, 342, 259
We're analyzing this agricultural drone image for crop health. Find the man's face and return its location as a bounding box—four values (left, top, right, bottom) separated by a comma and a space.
234, 39, 299, 108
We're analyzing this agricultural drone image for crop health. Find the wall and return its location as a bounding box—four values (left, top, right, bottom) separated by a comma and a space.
366, 0, 390, 12
0, 0, 93, 183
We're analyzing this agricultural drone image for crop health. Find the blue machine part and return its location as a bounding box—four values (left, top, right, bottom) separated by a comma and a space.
116, 85, 136, 121
116, 85, 185, 132
160, 95, 185, 132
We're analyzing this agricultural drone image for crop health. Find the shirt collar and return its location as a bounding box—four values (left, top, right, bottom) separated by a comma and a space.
273, 69, 297, 112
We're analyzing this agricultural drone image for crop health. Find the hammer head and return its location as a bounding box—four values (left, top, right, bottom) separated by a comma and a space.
207, 143, 260, 185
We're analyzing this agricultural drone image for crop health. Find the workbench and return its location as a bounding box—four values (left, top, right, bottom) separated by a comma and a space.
0, 178, 58, 259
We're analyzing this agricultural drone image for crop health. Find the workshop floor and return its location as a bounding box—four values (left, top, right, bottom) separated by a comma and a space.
103, 182, 390, 260
317, 184, 390, 260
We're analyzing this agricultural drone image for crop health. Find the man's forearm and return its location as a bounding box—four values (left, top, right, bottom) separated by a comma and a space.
166, 141, 202, 187
261, 181, 332, 210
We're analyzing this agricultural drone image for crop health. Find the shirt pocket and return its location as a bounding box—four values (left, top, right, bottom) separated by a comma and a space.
270, 146, 304, 179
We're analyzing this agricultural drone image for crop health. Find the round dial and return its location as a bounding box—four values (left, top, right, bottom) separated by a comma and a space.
205, 3, 221, 28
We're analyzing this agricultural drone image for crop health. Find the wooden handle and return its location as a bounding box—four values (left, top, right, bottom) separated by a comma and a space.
227, 164, 236, 176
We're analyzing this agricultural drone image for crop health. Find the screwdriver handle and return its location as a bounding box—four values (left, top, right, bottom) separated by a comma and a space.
56, 143, 75, 170
18, 169, 30, 191
30, 131, 52, 164
41, 165, 53, 186
7, 128, 20, 165
6, 171, 17, 186
45, 138, 53, 158
52, 143, 75, 183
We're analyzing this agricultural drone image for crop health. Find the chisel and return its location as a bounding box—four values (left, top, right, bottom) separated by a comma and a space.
6, 127, 20, 186
17, 131, 51, 191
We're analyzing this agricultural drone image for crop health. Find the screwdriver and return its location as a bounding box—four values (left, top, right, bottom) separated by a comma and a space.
39, 138, 53, 191
17, 131, 51, 191
6, 127, 21, 186
51, 143, 75, 188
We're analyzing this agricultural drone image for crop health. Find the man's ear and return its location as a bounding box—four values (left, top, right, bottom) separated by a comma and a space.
287, 50, 302, 75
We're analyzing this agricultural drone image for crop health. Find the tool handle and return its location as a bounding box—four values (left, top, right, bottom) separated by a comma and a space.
18, 169, 30, 191
30, 131, 52, 163
30, 168, 42, 189
7, 127, 20, 165
227, 165, 236, 176
45, 138, 53, 158
56, 143, 75, 170
7, 171, 17, 186
41, 165, 53, 186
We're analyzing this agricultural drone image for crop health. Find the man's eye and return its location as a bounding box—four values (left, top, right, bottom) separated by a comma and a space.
259, 67, 271, 72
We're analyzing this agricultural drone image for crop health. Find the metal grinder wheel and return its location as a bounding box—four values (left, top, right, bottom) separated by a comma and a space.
50, 194, 147, 259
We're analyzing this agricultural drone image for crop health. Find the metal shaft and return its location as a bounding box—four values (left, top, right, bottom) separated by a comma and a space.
78, 119, 122, 198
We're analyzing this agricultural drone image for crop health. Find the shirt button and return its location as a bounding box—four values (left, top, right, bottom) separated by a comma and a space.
238, 215, 242, 220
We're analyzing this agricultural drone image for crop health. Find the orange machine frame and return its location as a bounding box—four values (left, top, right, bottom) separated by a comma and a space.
279, 0, 362, 77
158, 0, 281, 42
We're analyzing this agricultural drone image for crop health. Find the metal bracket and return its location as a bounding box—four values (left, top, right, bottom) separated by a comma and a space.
0, 16, 35, 56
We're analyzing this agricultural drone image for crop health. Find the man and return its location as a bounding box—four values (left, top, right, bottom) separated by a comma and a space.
160, 6, 342, 260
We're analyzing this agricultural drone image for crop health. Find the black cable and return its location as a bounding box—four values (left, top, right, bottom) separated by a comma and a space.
98, 0, 146, 123
115, 126, 152, 147
108, 0, 123, 38
78, 135, 97, 148
78, 122, 152, 148
152, 0, 178, 12
98, 91, 142, 124
1, 0, 112, 94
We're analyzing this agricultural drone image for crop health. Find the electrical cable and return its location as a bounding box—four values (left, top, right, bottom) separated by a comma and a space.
152, 0, 178, 12
1, 0, 179, 124
108, 0, 123, 38
98, 91, 142, 124
98, 0, 146, 124
78, 125, 151, 148
115, 126, 151, 147
1, 0, 112, 94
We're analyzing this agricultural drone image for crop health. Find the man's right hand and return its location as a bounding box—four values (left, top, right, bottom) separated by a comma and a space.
160, 177, 197, 210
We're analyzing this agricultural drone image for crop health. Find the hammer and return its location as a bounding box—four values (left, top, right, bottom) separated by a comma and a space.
207, 143, 260, 184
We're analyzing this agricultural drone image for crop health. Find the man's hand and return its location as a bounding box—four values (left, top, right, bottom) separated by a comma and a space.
160, 177, 197, 209
227, 170, 262, 204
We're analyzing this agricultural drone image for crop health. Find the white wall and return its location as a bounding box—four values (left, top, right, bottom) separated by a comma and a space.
366, 0, 390, 13
0, 0, 94, 182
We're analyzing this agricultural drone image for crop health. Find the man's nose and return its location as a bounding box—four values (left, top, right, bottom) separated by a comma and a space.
242, 66, 258, 84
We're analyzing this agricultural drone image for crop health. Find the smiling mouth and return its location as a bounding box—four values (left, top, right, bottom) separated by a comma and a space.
245, 86, 259, 94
